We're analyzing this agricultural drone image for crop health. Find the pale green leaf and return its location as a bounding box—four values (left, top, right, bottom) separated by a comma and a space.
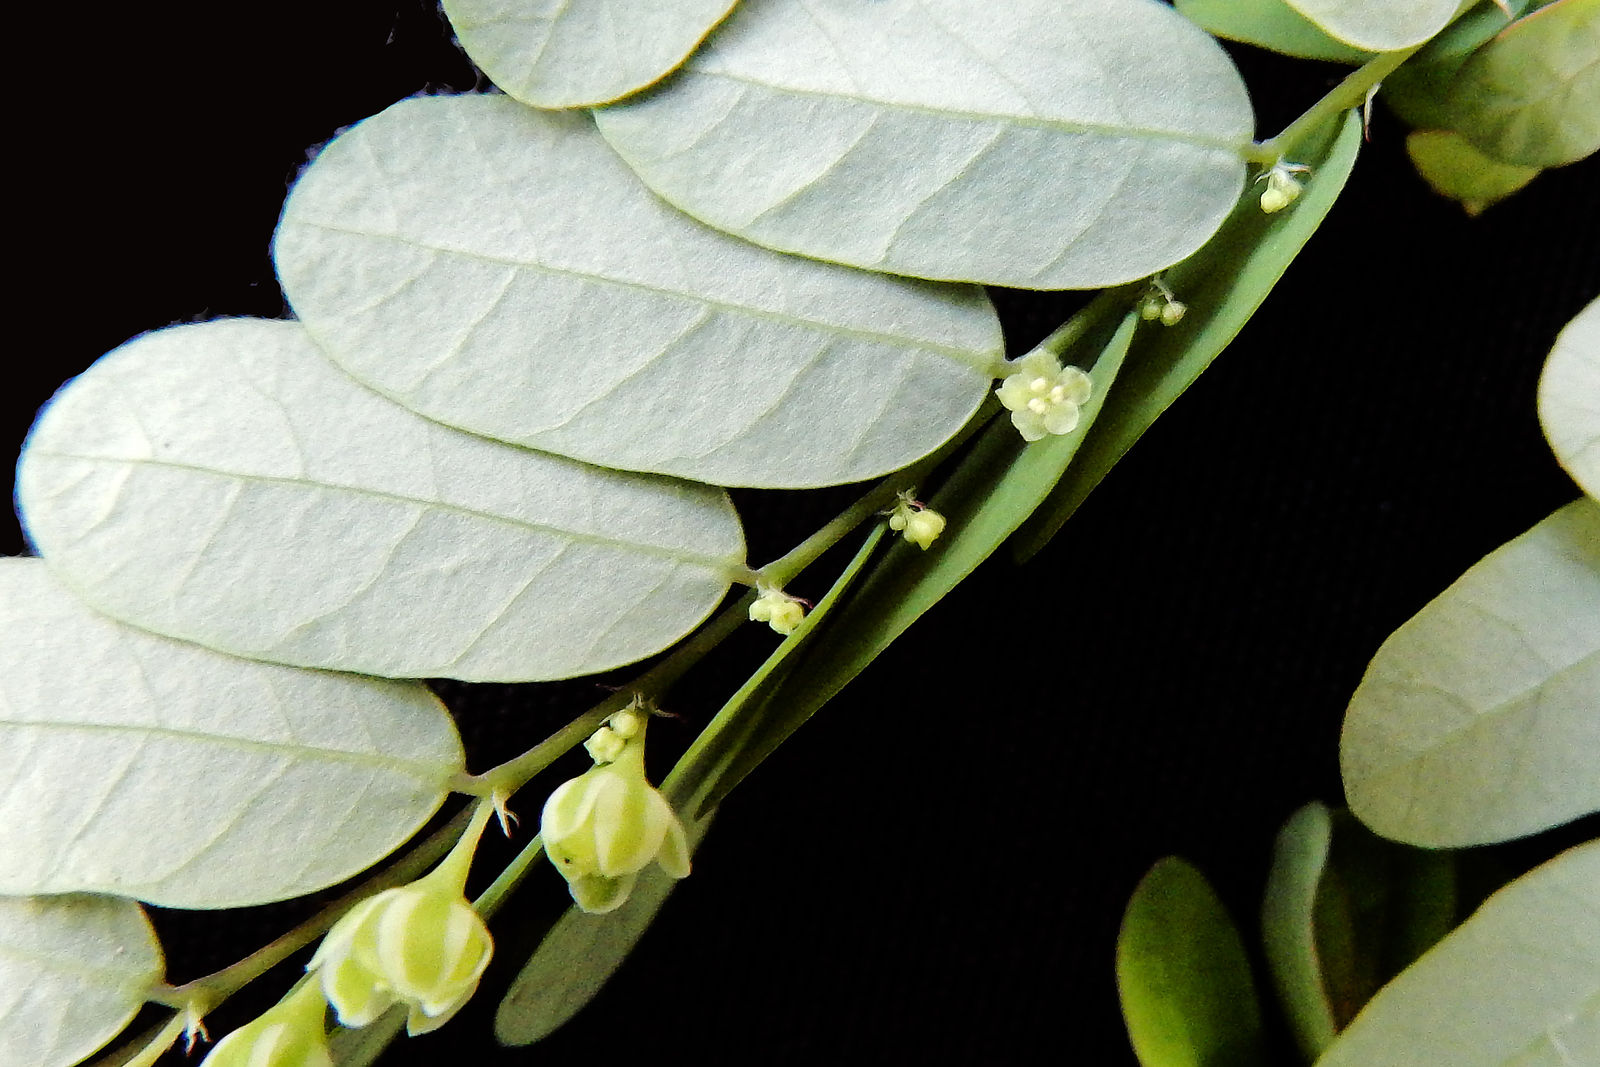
0, 894, 162, 1067
274, 95, 999, 488
1283, 0, 1460, 50
1176, 0, 1374, 62
16, 319, 746, 683
1405, 129, 1541, 213
1118, 858, 1267, 1067
1538, 297, 1600, 501
1341, 499, 1600, 848
1317, 840, 1600, 1067
1263, 803, 1341, 1060
1262, 804, 1457, 1062
1014, 112, 1363, 561
1383, 0, 1536, 131
441, 0, 738, 108
1449, 0, 1600, 167
0, 557, 465, 908
593, 0, 1254, 289
494, 810, 714, 1045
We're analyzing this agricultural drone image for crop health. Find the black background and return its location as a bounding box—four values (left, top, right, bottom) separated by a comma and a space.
9, 4, 1597, 1065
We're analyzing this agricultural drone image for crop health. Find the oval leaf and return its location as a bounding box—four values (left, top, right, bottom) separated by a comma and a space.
1539, 296, 1600, 499
441, 0, 739, 108
1261, 802, 1340, 1060
1117, 857, 1267, 1067
0, 557, 466, 907
1317, 841, 1600, 1067
1283, 0, 1460, 51
1405, 128, 1540, 214
1449, 0, 1600, 168
593, 0, 1254, 289
274, 95, 999, 488
1383, 0, 1536, 132
0, 894, 163, 1067
1176, 0, 1374, 63
16, 319, 746, 682
1341, 499, 1600, 848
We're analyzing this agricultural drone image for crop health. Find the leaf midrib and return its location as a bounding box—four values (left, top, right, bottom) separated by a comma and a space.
2, 716, 457, 785
679, 66, 1255, 155
28, 452, 748, 576
287, 219, 1000, 373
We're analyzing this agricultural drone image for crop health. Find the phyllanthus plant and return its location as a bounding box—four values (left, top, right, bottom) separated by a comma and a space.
3, 1, 1595, 1065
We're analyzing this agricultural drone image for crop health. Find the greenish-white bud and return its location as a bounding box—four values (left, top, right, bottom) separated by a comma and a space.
541, 726, 690, 914
307, 807, 494, 1036
888, 493, 947, 549
201, 982, 331, 1067
1160, 299, 1187, 326
749, 587, 806, 635
1260, 165, 1304, 213
1138, 293, 1165, 321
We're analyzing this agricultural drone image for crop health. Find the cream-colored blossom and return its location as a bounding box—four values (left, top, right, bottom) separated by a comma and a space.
1260, 163, 1306, 213
308, 806, 493, 1036
995, 351, 1093, 442
201, 981, 331, 1067
541, 720, 690, 914
887, 492, 947, 549
749, 586, 806, 634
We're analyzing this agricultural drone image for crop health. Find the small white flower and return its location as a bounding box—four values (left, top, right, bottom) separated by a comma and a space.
1260, 163, 1306, 213
887, 492, 947, 550
201, 981, 331, 1067
995, 351, 1093, 442
541, 724, 690, 914
749, 586, 806, 634
308, 809, 494, 1036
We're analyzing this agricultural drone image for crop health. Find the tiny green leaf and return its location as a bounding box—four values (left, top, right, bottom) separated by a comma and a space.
0, 557, 465, 908
494, 810, 714, 1046
1341, 499, 1600, 848
0, 894, 163, 1067
441, 0, 738, 108
17, 319, 746, 682
1176, 0, 1374, 63
1013, 112, 1362, 561
274, 95, 998, 489
1283, 0, 1460, 51
1538, 296, 1600, 499
1447, 0, 1600, 167
594, 0, 1254, 289
1316, 840, 1600, 1067
0, 895, 164, 1067
1405, 128, 1541, 213
1117, 858, 1267, 1067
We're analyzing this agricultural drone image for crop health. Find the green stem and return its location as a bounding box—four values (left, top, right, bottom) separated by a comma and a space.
1255, 45, 1424, 161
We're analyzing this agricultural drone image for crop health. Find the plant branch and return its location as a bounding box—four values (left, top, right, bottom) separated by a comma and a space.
1254, 44, 1425, 161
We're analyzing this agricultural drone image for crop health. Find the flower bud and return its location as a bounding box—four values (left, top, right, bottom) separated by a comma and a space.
541, 723, 690, 914
1260, 165, 1305, 213
202, 982, 331, 1067
1160, 299, 1187, 326
1138, 293, 1165, 321
887, 492, 947, 549
308, 806, 494, 1036
749, 586, 806, 634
